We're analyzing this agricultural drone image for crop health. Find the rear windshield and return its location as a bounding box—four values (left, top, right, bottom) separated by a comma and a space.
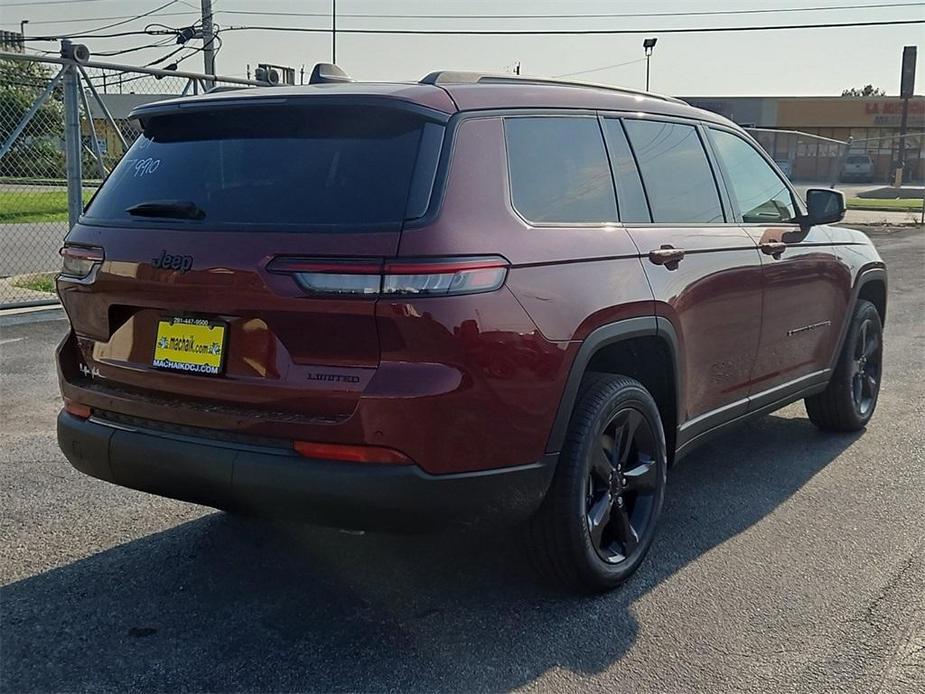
846, 155, 870, 164
84, 104, 439, 229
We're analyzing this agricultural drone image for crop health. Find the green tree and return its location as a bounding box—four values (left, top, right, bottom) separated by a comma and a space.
0, 58, 66, 178
841, 84, 886, 97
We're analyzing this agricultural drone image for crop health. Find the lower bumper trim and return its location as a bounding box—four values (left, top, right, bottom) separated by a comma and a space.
57, 411, 556, 530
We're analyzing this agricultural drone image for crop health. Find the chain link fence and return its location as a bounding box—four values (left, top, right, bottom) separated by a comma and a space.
746, 126, 924, 224
746, 126, 924, 186
0, 46, 266, 307
746, 128, 848, 184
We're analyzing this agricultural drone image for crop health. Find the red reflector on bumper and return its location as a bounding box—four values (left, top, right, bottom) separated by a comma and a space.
294, 440, 411, 464
63, 399, 92, 419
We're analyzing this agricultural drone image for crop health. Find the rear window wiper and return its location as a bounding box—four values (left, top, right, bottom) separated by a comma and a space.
126, 200, 206, 220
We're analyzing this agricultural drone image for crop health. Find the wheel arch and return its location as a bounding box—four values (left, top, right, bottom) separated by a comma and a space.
545, 316, 682, 463
856, 272, 887, 326
828, 265, 887, 372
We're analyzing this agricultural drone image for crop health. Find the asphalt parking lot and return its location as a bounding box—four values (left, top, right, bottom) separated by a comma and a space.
1, 229, 922, 693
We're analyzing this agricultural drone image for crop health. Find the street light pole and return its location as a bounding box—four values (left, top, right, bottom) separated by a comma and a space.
19, 19, 29, 50
643, 37, 658, 91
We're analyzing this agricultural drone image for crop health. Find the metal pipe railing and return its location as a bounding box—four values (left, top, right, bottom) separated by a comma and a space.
0, 50, 269, 87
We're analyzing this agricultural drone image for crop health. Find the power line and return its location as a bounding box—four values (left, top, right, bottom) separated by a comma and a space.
26, 29, 172, 40
4, 0, 119, 6
93, 36, 175, 57
213, 2, 925, 20
6, 1, 923, 29
19, 0, 184, 41
553, 59, 648, 79
145, 42, 190, 67
218, 18, 925, 36
0, 11, 196, 27
91, 40, 218, 91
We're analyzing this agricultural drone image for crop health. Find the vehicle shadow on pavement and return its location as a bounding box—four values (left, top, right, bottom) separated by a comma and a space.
1, 411, 861, 693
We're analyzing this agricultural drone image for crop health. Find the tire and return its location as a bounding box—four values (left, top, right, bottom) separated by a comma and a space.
805, 299, 883, 432
527, 373, 668, 593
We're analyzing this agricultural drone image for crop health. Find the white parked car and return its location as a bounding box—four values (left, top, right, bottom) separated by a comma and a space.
841, 152, 874, 182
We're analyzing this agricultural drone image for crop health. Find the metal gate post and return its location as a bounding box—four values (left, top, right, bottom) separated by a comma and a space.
62, 63, 83, 230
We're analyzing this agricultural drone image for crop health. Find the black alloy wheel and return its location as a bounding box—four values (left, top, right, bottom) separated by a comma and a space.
851, 316, 881, 418
806, 299, 883, 432
527, 373, 667, 592
586, 407, 659, 564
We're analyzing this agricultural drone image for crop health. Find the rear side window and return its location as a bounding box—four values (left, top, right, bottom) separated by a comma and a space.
504, 117, 617, 224
84, 105, 439, 229
708, 128, 797, 224
623, 119, 724, 224
601, 118, 651, 223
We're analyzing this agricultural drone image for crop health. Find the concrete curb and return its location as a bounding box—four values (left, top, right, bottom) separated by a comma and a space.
0, 303, 64, 327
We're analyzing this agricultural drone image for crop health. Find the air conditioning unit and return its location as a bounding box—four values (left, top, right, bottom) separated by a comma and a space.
255, 63, 296, 86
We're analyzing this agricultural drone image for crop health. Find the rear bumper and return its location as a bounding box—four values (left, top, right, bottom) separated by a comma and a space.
57, 410, 556, 530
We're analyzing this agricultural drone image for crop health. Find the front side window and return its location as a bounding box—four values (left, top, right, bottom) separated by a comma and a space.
623, 119, 724, 224
504, 116, 617, 224
709, 129, 797, 224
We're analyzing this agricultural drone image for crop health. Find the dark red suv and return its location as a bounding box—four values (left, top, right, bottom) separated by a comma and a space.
56, 67, 887, 592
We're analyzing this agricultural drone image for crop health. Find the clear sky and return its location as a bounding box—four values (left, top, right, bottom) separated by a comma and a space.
2, 0, 924, 96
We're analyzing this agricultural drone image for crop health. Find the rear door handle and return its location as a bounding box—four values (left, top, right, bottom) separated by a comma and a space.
648, 245, 685, 270
760, 241, 787, 258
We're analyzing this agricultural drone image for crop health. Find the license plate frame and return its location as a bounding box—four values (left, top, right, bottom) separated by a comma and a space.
152, 316, 228, 376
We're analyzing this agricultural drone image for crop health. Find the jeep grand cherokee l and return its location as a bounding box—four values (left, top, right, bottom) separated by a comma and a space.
56, 67, 887, 592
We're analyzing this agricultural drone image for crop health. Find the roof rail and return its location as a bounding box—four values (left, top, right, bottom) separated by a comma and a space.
418, 71, 687, 105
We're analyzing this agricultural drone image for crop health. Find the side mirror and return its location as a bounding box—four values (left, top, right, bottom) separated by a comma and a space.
804, 188, 846, 227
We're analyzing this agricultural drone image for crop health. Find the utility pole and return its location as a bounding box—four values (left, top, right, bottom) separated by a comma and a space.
893, 45, 916, 188
200, 0, 216, 84
332, 0, 337, 64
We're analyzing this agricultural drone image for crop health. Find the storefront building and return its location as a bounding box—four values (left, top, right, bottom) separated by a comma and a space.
683, 95, 924, 183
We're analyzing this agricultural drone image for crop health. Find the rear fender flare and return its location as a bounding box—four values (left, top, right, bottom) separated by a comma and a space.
545, 316, 682, 455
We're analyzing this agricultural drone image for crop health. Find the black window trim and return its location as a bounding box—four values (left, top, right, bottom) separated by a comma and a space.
704, 123, 807, 226
404, 121, 446, 220
405, 107, 754, 232
501, 113, 621, 229
616, 113, 732, 227
598, 114, 652, 224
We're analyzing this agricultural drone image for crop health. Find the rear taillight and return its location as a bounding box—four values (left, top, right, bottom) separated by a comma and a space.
268, 256, 509, 298
60, 245, 104, 280
383, 257, 508, 296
